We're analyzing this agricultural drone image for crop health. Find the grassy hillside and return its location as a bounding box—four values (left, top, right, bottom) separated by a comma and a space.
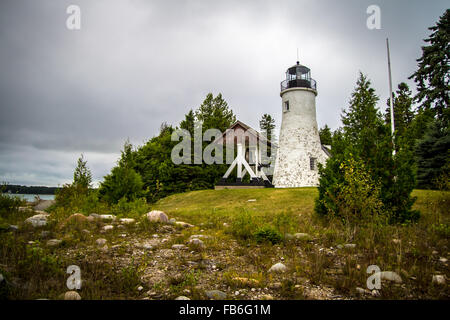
0, 188, 448, 300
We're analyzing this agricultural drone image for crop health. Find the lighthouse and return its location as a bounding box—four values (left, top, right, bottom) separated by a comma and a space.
272, 61, 330, 188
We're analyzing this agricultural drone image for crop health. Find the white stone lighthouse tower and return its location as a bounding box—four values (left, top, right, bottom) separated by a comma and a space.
272, 61, 329, 188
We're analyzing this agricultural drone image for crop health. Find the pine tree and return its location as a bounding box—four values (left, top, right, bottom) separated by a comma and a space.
415, 120, 450, 189
316, 73, 419, 223
384, 82, 415, 143
196, 93, 236, 132
319, 125, 333, 145
73, 154, 92, 189
99, 141, 145, 203
259, 114, 276, 142
409, 9, 450, 127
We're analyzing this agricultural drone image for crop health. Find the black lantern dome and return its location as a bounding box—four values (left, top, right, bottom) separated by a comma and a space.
281, 61, 317, 92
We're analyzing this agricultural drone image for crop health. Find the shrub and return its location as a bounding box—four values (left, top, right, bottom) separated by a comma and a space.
254, 225, 283, 244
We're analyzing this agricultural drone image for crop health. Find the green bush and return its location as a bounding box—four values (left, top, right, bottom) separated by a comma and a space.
254, 225, 283, 244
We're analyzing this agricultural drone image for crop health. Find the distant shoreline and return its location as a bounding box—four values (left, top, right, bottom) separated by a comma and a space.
2, 184, 60, 195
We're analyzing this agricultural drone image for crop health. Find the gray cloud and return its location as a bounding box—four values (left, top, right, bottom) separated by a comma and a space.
0, 0, 448, 186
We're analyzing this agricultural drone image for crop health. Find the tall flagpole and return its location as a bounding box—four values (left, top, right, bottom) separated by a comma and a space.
386, 38, 395, 155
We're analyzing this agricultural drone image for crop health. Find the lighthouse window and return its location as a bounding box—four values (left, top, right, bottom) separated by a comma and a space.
284, 101, 290, 112
310, 157, 317, 170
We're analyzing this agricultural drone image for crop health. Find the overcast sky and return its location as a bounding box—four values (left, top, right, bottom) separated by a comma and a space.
0, 0, 448, 187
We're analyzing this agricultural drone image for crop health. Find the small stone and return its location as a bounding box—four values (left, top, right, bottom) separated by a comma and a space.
284, 233, 294, 240
102, 225, 114, 232
175, 296, 190, 300
169, 218, 177, 225
269, 282, 282, 289
260, 294, 273, 300
152, 234, 159, 238
188, 238, 205, 249
294, 233, 311, 241
344, 244, 356, 249
371, 289, 380, 297
99, 214, 116, 221
223, 223, 229, 227
120, 218, 135, 224
64, 291, 81, 300
377, 271, 402, 283
439, 257, 448, 264
247, 199, 257, 202
8, 225, 19, 231
232, 277, 260, 287
432, 250, 438, 255
82, 229, 90, 234
96, 238, 107, 246
146, 210, 169, 223
175, 221, 194, 228
137, 286, 143, 291
89, 213, 100, 219
392, 239, 401, 244
172, 244, 187, 250
46, 239, 62, 247
234, 290, 240, 296
268, 262, 287, 273
356, 287, 366, 295
205, 290, 227, 300
432, 275, 446, 285
337, 244, 343, 249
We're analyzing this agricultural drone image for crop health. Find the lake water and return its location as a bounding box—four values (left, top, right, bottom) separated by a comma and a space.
3, 193, 55, 201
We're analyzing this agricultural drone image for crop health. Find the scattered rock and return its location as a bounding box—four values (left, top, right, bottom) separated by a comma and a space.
146, 210, 169, 223
66, 213, 88, 223
205, 290, 227, 300
268, 262, 287, 273
189, 234, 210, 240
18, 207, 31, 212
172, 244, 187, 250
247, 199, 257, 202
432, 250, 438, 255
64, 291, 81, 300
188, 238, 205, 249
269, 282, 282, 290
175, 296, 190, 300
439, 257, 448, 264
120, 218, 135, 224
337, 244, 343, 249
344, 244, 356, 249
169, 218, 177, 225
223, 223, 229, 228
232, 277, 260, 287
25, 214, 49, 227
356, 287, 369, 295
371, 289, 380, 297
89, 213, 100, 219
82, 229, 90, 234
377, 271, 402, 283
8, 225, 19, 231
96, 238, 107, 246
175, 221, 194, 228
260, 294, 273, 300
46, 239, 62, 247
137, 286, 143, 291
294, 233, 311, 241
432, 275, 446, 285
99, 214, 116, 221
284, 233, 294, 240
392, 239, 401, 244
102, 225, 114, 232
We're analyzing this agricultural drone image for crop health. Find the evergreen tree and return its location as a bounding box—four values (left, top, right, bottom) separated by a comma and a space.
196, 93, 236, 132
180, 109, 195, 136
73, 154, 92, 189
259, 114, 276, 142
415, 120, 450, 189
99, 141, 145, 204
384, 82, 415, 143
409, 9, 450, 127
316, 73, 419, 223
319, 125, 333, 145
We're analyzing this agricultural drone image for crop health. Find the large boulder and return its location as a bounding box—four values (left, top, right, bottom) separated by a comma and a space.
25, 214, 49, 227
146, 210, 169, 223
